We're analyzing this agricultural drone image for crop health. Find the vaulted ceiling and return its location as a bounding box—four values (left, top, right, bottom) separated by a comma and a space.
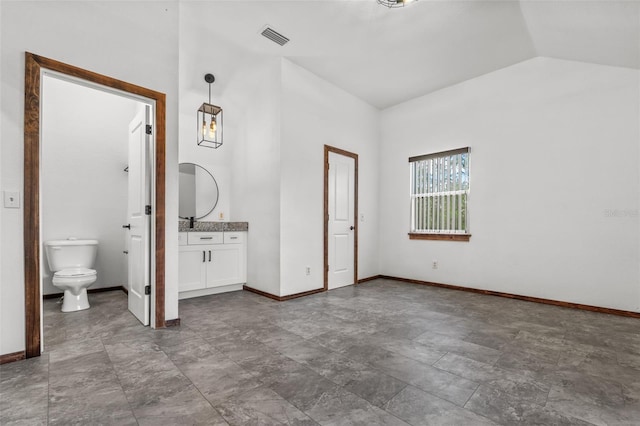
186, 0, 640, 109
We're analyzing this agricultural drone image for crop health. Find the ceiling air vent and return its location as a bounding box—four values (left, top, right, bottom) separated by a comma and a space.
260, 26, 290, 46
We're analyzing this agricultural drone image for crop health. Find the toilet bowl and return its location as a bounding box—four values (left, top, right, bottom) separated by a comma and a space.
52, 268, 97, 312
44, 239, 99, 313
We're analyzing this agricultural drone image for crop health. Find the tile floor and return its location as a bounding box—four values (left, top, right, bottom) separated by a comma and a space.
1, 278, 640, 425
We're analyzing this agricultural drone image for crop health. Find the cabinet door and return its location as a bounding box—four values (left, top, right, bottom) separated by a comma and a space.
206, 245, 244, 288
178, 246, 207, 292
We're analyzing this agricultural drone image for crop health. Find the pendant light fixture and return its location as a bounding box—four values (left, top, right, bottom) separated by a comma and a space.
197, 73, 223, 149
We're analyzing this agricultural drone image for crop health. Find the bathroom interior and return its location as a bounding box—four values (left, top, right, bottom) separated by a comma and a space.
40, 74, 149, 335
40, 67, 246, 347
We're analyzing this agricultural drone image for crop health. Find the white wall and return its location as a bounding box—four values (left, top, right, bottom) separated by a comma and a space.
379, 57, 640, 312
178, 2, 283, 296
0, 1, 6, 356
230, 59, 283, 296
0, 1, 180, 356
177, 87, 232, 223
41, 76, 139, 295
280, 59, 380, 296
177, 2, 260, 224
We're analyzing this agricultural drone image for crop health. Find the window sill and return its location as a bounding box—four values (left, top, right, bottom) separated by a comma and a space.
408, 233, 471, 242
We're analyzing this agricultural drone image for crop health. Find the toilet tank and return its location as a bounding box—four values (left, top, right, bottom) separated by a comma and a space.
44, 238, 99, 272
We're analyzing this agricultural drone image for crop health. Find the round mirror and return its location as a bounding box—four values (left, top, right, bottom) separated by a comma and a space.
178, 163, 219, 219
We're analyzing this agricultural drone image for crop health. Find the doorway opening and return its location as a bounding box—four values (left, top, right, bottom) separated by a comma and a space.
24, 53, 166, 358
323, 145, 358, 290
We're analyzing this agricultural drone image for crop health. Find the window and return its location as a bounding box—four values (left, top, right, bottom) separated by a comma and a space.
409, 147, 470, 241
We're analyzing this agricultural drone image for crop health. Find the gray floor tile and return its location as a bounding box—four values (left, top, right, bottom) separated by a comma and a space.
414, 330, 503, 364
342, 369, 409, 407
0, 381, 48, 426
3, 282, 640, 425
385, 385, 497, 425
215, 386, 317, 425
379, 338, 447, 365
304, 387, 409, 426
48, 383, 135, 426
45, 336, 105, 364
370, 351, 479, 406
465, 384, 592, 426
291, 350, 371, 386
268, 370, 340, 412
130, 383, 224, 424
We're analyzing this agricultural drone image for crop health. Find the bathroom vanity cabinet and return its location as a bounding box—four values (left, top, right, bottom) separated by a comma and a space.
178, 231, 247, 299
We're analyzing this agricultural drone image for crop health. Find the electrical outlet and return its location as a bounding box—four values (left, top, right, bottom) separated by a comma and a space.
305, 266, 311, 276
432, 260, 438, 269
3, 191, 20, 208
219, 212, 224, 220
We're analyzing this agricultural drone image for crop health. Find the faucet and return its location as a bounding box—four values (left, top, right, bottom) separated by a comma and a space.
189, 216, 194, 229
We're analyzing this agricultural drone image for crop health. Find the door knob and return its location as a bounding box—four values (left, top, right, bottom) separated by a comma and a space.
122, 224, 131, 229
350, 226, 355, 230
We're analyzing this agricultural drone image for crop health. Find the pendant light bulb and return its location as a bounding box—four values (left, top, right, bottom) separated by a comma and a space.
202, 119, 207, 138
209, 117, 217, 138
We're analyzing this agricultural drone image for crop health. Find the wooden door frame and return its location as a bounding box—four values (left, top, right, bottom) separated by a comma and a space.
24, 52, 166, 358
323, 145, 358, 291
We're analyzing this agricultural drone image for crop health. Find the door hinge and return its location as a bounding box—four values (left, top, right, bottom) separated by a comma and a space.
145, 285, 151, 295
145, 205, 152, 215
145, 125, 152, 135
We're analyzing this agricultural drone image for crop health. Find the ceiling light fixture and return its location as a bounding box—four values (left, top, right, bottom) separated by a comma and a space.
378, 0, 416, 8
197, 73, 223, 149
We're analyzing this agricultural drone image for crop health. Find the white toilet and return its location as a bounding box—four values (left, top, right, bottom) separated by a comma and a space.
44, 238, 98, 312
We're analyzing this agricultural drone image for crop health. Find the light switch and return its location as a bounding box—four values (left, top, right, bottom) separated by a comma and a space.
4, 191, 20, 208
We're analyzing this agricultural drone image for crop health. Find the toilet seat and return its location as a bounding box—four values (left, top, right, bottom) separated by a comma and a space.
54, 268, 96, 278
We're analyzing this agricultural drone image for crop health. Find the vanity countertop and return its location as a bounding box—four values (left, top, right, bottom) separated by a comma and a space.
178, 221, 248, 232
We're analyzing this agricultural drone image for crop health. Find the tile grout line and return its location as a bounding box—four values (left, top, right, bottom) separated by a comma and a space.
431, 350, 449, 367
381, 381, 410, 408
160, 339, 235, 425
461, 381, 481, 408
99, 335, 140, 425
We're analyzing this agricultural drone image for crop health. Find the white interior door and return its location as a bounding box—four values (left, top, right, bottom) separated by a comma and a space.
126, 105, 151, 326
328, 151, 355, 290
